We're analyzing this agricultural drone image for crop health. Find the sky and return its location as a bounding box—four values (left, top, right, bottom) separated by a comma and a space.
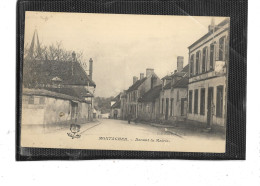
24, 12, 227, 97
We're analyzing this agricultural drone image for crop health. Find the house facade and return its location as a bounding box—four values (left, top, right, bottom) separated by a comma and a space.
187, 18, 229, 127
159, 57, 189, 122
137, 85, 161, 122
126, 69, 161, 119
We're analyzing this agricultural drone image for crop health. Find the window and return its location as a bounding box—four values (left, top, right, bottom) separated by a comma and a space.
28, 96, 34, 104
190, 54, 194, 76
219, 36, 225, 61
210, 43, 215, 70
202, 47, 207, 73
194, 89, 198, 114
39, 97, 45, 104
161, 98, 164, 114
200, 88, 205, 115
195, 51, 200, 75
177, 91, 179, 101
170, 98, 174, 116
188, 90, 193, 113
216, 86, 224, 117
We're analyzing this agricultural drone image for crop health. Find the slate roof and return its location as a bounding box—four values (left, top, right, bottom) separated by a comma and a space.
188, 18, 229, 49
163, 82, 172, 90
126, 77, 147, 93
138, 85, 162, 102
111, 94, 120, 101
172, 77, 189, 89
161, 75, 172, 80
111, 100, 121, 109
181, 64, 189, 73
23, 59, 96, 88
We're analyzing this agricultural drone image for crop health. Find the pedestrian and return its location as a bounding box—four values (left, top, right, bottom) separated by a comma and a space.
127, 113, 132, 124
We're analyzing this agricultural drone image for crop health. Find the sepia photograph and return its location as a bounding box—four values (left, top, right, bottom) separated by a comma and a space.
20, 11, 229, 153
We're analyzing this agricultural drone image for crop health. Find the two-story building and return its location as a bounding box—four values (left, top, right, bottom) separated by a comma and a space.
160, 56, 189, 122
126, 69, 161, 119
187, 18, 229, 127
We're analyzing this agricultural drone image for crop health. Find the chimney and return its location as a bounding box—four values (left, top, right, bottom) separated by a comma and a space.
177, 56, 184, 72
208, 18, 215, 32
146, 68, 154, 77
140, 73, 144, 79
89, 58, 93, 80
133, 76, 138, 84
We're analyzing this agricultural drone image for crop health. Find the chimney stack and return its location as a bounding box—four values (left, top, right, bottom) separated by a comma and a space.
177, 56, 184, 72
89, 58, 93, 80
133, 76, 138, 84
140, 73, 144, 80
146, 68, 154, 77
208, 18, 215, 32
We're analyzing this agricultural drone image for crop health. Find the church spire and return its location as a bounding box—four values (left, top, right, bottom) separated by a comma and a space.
26, 29, 42, 60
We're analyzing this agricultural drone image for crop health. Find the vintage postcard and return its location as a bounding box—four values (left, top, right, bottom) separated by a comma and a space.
20, 11, 229, 153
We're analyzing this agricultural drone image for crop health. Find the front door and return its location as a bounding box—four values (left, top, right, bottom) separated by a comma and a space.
181, 98, 186, 116
207, 87, 214, 126
165, 98, 169, 120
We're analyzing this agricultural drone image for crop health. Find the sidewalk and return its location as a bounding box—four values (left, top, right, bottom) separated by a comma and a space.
148, 120, 225, 140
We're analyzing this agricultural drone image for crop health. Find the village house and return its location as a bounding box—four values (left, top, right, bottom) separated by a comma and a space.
137, 85, 161, 122
159, 56, 189, 122
21, 30, 96, 130
110, 93, 121, 119
110, 91, 127, 120
187, 18, 229, 128
125, 69, 161, 119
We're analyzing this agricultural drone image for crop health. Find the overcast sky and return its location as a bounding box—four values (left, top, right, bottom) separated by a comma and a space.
24, 12, 227, 97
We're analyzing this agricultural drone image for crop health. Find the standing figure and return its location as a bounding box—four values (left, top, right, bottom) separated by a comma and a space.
127, 113, 132, 124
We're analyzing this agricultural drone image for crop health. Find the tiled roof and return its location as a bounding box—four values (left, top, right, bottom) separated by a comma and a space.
22, 88, 86, 102
126, 77, 147, 93
23, 59, 96, 88
188, 18, 229, 49
45, 87, 93, 99
138, 85, 162, 102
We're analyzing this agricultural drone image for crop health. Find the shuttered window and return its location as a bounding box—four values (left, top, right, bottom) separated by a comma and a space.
210, 43, 215, 70
200, 88, 205, 115
216, 86, 224, 117
219, 36, 225, 61
189, 90, 193, 113
202, 47, 207, 73
194, 89, 198, 114
190, 55, 194, 76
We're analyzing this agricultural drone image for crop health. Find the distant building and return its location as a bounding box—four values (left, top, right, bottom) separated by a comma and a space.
187, 18, 229, 127
126, 69, 161, 119
110, 93, 121, 119
110, 91, 127, 120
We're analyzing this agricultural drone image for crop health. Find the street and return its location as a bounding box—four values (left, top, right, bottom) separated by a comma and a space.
21, 119, 225, 153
